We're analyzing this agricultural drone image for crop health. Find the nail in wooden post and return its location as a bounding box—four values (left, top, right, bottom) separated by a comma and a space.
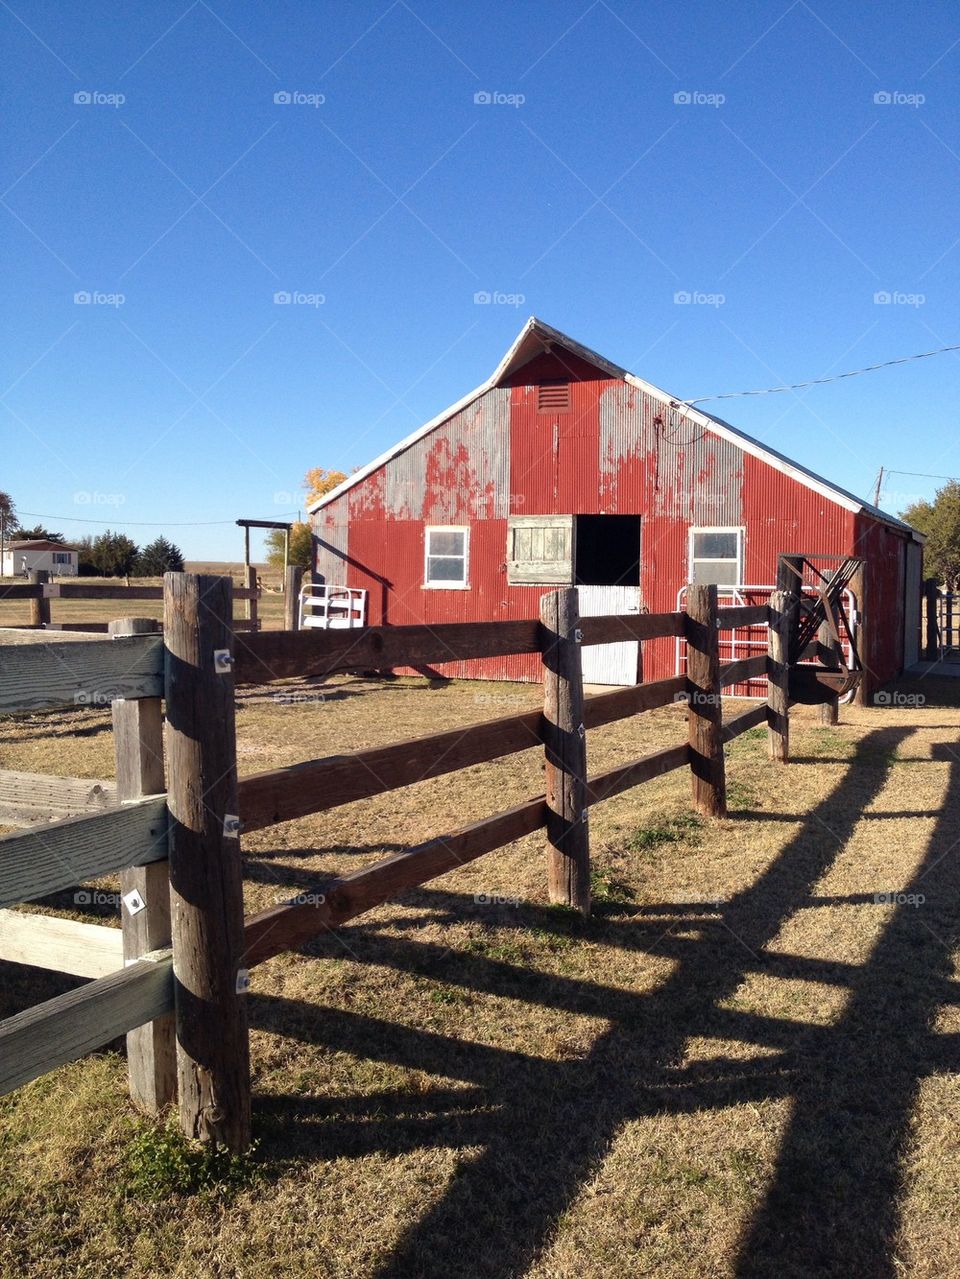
109, 617, 175, 1112
164, 573, 251, 1151
685, 583, 726, 816
767, 589, 790, 762
284, 564, 303, 631
28, 569, 50, 627
817, 615, 840, 725
540, 588, 590, 915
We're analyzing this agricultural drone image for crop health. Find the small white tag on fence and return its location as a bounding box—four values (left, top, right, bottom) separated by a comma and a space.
213, 648, 234, 674
236, 968, 251, 994
574, 628, 583, 644
122, 888, 146, 916
577, 722, 586, 739
581, 807, 589, 824
223, 814, 241, 836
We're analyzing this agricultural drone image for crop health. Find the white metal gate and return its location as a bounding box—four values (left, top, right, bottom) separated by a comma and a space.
577, 586, 641, 685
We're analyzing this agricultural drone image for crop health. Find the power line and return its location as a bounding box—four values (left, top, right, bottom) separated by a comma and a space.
14, 510, 299, 527
881, 470, 960, 482
676, 341, 960, 406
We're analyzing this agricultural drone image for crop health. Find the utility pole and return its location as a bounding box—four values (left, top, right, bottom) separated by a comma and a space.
872, 466, 884, 507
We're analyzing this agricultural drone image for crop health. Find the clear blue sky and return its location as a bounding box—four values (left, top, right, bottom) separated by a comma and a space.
3, 0, 959, 561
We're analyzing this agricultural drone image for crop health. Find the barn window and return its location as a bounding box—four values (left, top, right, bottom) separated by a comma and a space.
52, 551, 72, 565
507, 515, 574, 585
537, 380, 571, 413
424, 526, 469, 588
689, 527, 744, 586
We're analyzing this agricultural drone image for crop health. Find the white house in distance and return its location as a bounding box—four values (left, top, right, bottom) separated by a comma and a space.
1, 539, 80, 577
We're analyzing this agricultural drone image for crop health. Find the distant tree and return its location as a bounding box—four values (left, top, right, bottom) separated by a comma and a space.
89, 530, 139, 577
303, 467, 347, 507
75, 535, 99, 576
903, 481, 960, 590
134, 535, 185, 577
15, 524, 65, 543
0, 491, 15, 531
265, 521, 312, 570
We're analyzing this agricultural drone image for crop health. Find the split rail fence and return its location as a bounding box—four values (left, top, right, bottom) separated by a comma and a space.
0, 575, 801, 1151
0, 571, 263, 633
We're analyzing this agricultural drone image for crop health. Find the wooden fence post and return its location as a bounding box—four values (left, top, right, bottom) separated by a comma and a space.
540, 588, 590, 915
164, 573, 251, 1151
28, 569, 50, 627
767, 589, 790, 762
108, 617, 176, 1112
923, 579, 939, 661
817, 615, 840, 726
685, 583, 726, 817
245, 563, 258, 633
284, 564, 303, 631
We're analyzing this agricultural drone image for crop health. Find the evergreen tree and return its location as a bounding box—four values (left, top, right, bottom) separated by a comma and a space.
135, 535, 185, 576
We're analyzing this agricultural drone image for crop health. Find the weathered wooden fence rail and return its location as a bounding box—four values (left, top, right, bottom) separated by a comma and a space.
0, 577, 788, 1152
0, 578, 260, 634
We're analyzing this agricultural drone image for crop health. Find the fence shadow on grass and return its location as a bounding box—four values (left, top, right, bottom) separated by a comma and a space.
243, 722, 960, 1279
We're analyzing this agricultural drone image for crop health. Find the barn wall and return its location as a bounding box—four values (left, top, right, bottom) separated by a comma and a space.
854, 515, 907, 688
311, 349, 908, 684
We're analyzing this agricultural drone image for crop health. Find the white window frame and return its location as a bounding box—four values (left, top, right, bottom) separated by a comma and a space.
424, 525, 470, 589
52, 551, 72, 565
688, 526, 744, 586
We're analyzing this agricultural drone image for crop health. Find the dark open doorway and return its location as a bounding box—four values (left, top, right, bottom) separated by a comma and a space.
574, 515, 641, 586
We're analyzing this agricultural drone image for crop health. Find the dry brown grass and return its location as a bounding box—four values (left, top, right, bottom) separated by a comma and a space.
1, 666, 959, 1279
0, 566, 287, 631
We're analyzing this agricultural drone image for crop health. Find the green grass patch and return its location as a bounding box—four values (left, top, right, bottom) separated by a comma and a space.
120, 1117, 261, 1202
628, 812, 703, 855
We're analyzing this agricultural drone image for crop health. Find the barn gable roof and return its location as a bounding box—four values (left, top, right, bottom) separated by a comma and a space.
309, 317, 918, 537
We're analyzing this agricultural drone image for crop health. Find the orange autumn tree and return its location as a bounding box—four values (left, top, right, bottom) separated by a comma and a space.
265, 468, 350, 570
304, 467, 348, 507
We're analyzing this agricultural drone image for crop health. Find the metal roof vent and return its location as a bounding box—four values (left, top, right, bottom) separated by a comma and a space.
537, 379, 571, 413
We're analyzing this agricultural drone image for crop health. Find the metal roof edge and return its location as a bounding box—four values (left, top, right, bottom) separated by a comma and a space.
310, 319, 921, 539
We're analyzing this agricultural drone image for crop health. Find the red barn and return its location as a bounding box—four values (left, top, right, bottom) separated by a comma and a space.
309, 318, 923, 690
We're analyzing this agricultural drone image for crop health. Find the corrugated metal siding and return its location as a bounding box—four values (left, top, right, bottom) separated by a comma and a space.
313, 508, 349, 586
310, 343, 909, 686
384, 388, 510, 521
854, 515, 906, 685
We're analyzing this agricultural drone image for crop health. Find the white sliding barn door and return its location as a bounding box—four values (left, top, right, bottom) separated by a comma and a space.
577, 586, 641, 685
